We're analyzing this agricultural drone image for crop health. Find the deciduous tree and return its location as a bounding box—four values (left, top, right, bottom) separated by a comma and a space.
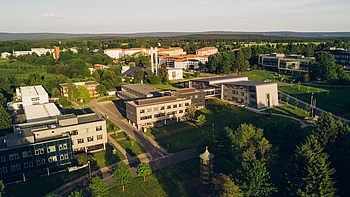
89, 177, 109, 197
136, 163, 152, 182
113, 163, 132, 191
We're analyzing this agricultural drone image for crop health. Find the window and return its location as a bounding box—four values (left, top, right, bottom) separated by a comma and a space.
153, 108, 158, 111
77, 138, 84, 144
0, 168, 2, 174
29, 162, 33, 167
97, 134, 103, 140
87, 136, 94, 142
1, 156, 5, 162
161, 106, 165, 110
185, 103, 190, 106
41, 159, 46, 164
14, 153, 19, 159
71, 130, 78, 135
140, 109, 145, 114
35, 149, 40, 155
31, 97, 40, 101
40, 149, 44, 154
47, 145, 56, 153
48, 156, 57, 163
147, 108, 152, 113
36, 160, 41, 166
167, 105, 171, 109
24, 162, 29, 168
16, 164, 21, 170
3, 167, 7, 173
64, 154, 69, 160
179, 104, 183, 107
9, 154, 14, 161
59, 143, 68, 150
11, 165, 16, 172
179, 110, 184, 113
60, 154, 64, 160
173, 104, 177, 108
96, 125, 103, 131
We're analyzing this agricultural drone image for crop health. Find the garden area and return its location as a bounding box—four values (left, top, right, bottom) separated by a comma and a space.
266, 101, 310, 119
279, 84, 350, 119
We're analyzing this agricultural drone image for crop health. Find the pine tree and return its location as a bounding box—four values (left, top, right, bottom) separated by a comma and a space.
285, 135, 336, 196
0, 105, 11, 133
213, 174, 243, 197
312, 113, 339, 147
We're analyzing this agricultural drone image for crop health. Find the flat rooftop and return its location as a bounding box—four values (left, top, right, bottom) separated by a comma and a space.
24, 103, 61, 122
224, 80, 276, 87
122, 84, 161, 96
173, 88, 201, 94
128, 96, 187, 107
191, 76, 247, 83
19, 85, 47, 97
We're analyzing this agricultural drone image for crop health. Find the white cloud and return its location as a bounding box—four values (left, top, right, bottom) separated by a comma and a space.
42, 13, 62, 19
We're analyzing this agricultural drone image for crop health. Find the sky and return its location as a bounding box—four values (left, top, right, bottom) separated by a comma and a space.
0, 0, 350, 33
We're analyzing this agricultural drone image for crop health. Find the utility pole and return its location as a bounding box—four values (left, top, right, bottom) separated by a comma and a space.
88, 161, 92, 178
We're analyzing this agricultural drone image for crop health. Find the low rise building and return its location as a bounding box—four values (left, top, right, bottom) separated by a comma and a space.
190, 76, 248, 97
60, 81, 100, 98
322, 47, 350, 73
196, 47, 219, 56
23, 103, 61, 123
8, 85, 49, 111
170, 88, 205, 108
14, 113, 108, 152
126, 96, 191, 130
104, 48, 123, 59
158, 47, 186, 56
221, 81, 278, 109
117, 84, 161, 100
258, 53, 314, 75
167, 68, 183, 80
1, 52, 11, 59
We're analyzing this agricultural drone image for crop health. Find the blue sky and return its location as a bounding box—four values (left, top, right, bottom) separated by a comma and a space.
0, 0, 349, 33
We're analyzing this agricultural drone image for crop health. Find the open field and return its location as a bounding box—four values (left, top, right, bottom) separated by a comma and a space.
108, 159, 199, 197
279, 84, 350, 119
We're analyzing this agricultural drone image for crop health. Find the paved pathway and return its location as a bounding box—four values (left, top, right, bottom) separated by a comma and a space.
107, 132, 132, 158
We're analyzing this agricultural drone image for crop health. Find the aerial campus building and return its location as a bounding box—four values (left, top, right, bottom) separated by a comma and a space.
0, 86, 108, 181
258, 53, 314, 75
322, 47, 350, 73
8, 85, 49, 111
60, 81, 100, 98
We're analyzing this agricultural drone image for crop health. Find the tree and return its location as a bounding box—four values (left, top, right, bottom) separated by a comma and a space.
239, 161, 276, 197
67, 82, 78, 102
89, 177, 109, 197
312, 113, 340, 147
68, 190, 84, 197
186, 104, 196, 120
76, 86, 92, 104
284, 135, 336, 197
224, 124, 272, 164
0, 105, 12, 134
95, 84, 107, 96
158, 64, 169, 83
0, 180, 4, 197
196, 114, 206, 126
113, 162, 132, 191
51, 88, 61, 98
213, 174, 243, 197
136, 163, 152, 182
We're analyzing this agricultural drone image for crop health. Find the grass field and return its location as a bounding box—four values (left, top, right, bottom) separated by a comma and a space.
279, 84, 350, 119
239, 69, 294, 82
93, 144, 125, 168
111, 135, 146, 157
266, 101, 310, 119
108, 159, 199, 197
107, 119, 120, 133
148, 83, 179, 90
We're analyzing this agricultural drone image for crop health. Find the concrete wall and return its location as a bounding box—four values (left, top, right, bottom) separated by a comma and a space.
256, 84, 279, 109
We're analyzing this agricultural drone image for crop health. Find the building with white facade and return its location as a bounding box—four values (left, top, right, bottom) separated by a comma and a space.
60, 81, 100, 98
8, 85, 49, 110
1, 52, 11, 59
23, 103, 61, 123
104, 48, 123, 59
158, 47, 186, 56
221, 81, 278, 109
196, 47, 219, 56
167, 68, 183, 80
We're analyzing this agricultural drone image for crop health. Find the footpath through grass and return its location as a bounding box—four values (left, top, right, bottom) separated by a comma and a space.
279, 84, 350, 119
111, 134, 145, 157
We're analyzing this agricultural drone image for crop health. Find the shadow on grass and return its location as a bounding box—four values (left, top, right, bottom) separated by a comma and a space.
105, 143, 123, 166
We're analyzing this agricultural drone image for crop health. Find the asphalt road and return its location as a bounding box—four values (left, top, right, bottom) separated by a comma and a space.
90, 100, 167, 158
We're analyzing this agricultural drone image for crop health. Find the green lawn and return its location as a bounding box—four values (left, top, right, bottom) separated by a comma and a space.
114, 137, 146, 157
145, 121, 193, 139
93, 144, 125, 168
279, 84, 350, 119
109, 159, 199, 197
266, 101, 310, 119
111, 132, 128, 140
148, 83, 179, 90
107, 119, 120, 133
5, 168, 89, 197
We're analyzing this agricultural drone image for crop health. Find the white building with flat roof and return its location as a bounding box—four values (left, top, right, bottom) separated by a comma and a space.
168, 68, 183, 80
1, 52, 11, 59
8, 85, 49, 110
24, 103, 61, 123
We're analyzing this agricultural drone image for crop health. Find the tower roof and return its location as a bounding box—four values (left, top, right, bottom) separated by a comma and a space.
199, 146, 214, 160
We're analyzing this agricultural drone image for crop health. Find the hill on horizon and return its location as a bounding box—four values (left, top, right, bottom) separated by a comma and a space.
1, 31, 350, 41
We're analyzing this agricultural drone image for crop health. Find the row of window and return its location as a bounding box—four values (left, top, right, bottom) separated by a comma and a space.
139, 103, 190, 114
77, 134, 104, 144
140, 110, 186, 120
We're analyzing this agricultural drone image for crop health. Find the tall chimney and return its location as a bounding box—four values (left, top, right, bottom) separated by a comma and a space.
150, 47, 154, 73
155, 47, 158, 75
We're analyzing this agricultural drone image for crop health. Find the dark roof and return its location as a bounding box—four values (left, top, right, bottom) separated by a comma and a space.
121, 66, 144, 77
224, 81, 276, 87
174, 88, 198, 93
191, 76, 246, 82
